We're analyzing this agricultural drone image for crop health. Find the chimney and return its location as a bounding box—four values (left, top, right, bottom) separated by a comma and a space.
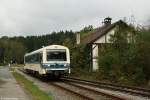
104, 17, 112, 25
76, 32, 80, 44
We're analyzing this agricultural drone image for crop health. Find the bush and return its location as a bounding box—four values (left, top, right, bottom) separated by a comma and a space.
98, 26, 150, 85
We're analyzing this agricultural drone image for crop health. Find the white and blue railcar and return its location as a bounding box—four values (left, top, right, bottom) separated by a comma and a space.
24, 45, 70, 78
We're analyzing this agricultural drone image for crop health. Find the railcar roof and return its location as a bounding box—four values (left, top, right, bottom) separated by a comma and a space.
25, 45, 68, 56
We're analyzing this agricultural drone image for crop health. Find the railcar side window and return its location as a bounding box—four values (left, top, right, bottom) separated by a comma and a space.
25, 53, 42, 63
46, 49, 66, 61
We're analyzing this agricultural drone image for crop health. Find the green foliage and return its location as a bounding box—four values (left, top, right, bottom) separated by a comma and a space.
80, 25, 95, 39
63, 38, 90, 70
80, 25, 94, 33
71, 45, 90, 69
98, 25, 150, 85
134, 31, 150, 82
0, 39, 26, 64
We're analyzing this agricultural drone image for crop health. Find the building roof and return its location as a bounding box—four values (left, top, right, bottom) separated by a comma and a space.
81, 20, 127, 44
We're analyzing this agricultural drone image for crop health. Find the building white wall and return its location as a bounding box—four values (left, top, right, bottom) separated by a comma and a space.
94, 35, 106, 43
94, 28, 115, 44
106, 29, 115, 43
92, 28, 116, 71
76, 33, 80, 44
92, 44, 99, 71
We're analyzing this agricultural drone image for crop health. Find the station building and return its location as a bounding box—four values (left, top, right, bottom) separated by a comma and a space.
76, 17, 134, 71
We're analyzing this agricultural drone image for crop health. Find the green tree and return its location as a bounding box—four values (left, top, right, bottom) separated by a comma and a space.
4, 41, 27, 64
98, 24, 141, 84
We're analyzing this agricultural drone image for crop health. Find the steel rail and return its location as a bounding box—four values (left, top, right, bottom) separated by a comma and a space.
63, 81, 127, 100
49, 82, 95, 100
62, 76, 150, 98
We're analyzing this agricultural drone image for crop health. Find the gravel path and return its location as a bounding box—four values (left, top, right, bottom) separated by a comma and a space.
0, 67, 31, 100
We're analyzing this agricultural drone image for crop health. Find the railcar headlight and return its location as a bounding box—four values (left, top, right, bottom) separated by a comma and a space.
64, 64, 70, 67
64, 64, 67, 67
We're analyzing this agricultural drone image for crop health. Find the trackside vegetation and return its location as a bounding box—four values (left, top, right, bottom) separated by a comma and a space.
98, 26, 150, 85
12, 72, 52, 100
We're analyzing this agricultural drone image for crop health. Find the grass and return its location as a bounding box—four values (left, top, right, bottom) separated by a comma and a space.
12, 72, 52, 100
70, 68, 116, 84
71, 68, 150, 88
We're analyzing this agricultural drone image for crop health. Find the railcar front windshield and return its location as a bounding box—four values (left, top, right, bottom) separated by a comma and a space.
46, 49, 67, 61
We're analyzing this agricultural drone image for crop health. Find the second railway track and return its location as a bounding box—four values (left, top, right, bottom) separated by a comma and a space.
62, 76, 150, 99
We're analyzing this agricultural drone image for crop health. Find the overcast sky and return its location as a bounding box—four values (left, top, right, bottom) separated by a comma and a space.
0, 0, 149, 36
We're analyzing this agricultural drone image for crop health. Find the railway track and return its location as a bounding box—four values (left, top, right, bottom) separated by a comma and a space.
49, 81, 126, 100
18, 69, 127, 100
49, 82, 94, 100
62, 76, 150, 99
18, 68, 150, 99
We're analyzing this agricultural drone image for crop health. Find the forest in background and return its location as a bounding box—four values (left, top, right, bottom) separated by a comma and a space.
0, 30, 75, 64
